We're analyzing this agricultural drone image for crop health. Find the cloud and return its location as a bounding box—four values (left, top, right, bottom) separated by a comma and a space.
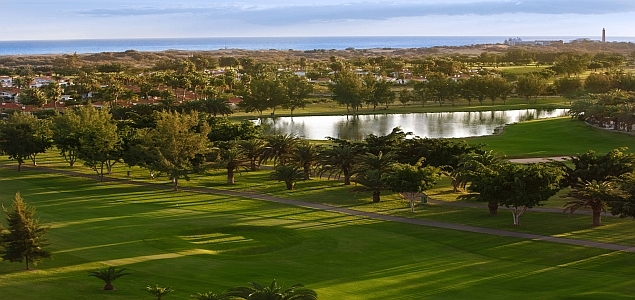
76, 0, 635, 26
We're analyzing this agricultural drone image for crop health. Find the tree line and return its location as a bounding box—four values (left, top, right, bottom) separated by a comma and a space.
5, 49, 635, 119
3, 106, 635, 227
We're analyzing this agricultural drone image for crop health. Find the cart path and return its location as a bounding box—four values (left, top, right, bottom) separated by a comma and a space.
10, 165, 635, 254
508, 156, 570, 163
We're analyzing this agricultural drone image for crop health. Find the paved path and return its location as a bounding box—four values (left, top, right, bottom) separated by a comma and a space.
12, 165, 635, 253
508, 156, 570, 164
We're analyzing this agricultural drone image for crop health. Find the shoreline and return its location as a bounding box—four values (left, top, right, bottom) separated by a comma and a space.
1, 35, 634, 56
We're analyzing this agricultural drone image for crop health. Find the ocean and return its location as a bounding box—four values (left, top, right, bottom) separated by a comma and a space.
0, 36, 633, 55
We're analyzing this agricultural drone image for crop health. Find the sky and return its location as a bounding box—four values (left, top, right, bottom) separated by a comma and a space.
2, 0, 635, 40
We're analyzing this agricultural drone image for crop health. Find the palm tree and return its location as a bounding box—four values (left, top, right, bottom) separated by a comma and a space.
199, 98, 233, 117
87, 266, 130, 290
318, 145, 358, 185
350, 152, 395, 203
564, 180, 617, 226
270, 165, 304, 190
218, 145, 250, 184
228, 280, 317, 300
354, 151, 395, 173
191, 291, 233, 300
351, 169, 388, 203
262, 134, 299, 166
146, 284, 174, 300
452, 150, 504, 192
289, 141, 321, 180
238, 139, 266, 171
44, 81, 62, 111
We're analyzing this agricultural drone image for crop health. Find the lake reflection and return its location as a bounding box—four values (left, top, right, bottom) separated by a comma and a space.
260, 109, 569, 140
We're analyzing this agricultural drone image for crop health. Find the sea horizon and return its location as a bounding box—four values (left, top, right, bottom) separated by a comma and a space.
0, 36, 633, 56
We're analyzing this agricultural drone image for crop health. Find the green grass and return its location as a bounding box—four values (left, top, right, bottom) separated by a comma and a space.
484, 65, 550, 75
463, 117, 635, 158
229, 97, 569, 120
2, 169, 635, 299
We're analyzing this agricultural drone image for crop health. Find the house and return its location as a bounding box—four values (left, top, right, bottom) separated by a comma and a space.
225, 97, 243, 110
30, 76, 54, 88
309, 78, 332, 84
0, 88, 20, 102
0, 76, 13, 87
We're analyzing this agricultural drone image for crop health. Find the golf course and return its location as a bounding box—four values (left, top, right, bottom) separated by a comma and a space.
2, 116, 635, 299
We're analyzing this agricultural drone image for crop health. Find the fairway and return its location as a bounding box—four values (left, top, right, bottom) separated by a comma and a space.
464, 117, 635, 157
1, 169, 635, 299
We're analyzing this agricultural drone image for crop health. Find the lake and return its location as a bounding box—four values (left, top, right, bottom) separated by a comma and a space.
259, 109, 569, 140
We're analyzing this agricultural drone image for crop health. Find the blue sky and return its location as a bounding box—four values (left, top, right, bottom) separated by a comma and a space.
3, 0, 635, 40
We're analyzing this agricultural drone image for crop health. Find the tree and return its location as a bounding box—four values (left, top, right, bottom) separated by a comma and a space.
564, 180, 617, 226
386, 161, 441, 212
262, 134, 299, 166
0, 112, 52, 170
289, 141, 321, 180
450, 150, 504, 193
426, 73, 453, 107
139, 111, 211, 190
351, 167, 391, 203
217, 144, 249, 184
329, 70, 363, 114
18, 88, 47, 107
610, 172, 635, 219
194, 98, 233, 117
239, 77, 286, 116
228, 280, 317, 300
350, 151, 396, 203
516, 74, 547, 103
282, 74, 313, 116
567, 148, 635, 188
74, 106, 122, 179
499, 163, 565, 225
1, 192, 51, 270
584, 73, 613, 94
270, 165, 304, 190
398, 89, 413, 107
318, 140, 361, 185
88, 266, 130, 290
44, 81, 63, 110
146, 284, 174, 300
191, 291, 233, 300
554, 77, 583, 104
52, 110, 83, 166
238, 138, 266, 171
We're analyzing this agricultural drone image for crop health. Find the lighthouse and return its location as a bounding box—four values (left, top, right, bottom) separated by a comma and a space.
602, 28, 606, 43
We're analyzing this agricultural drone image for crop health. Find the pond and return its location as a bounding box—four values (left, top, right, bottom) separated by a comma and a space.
259, 109, 569, 140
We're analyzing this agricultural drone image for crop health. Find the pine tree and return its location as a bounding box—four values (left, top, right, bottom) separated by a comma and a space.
1, 192, 51, 270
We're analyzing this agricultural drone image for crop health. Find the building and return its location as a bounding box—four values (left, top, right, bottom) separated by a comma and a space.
0, 76, 12, 87
504, 38, 563, 46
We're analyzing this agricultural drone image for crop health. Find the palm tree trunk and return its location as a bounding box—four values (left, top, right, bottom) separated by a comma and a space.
372, 191, 381, 203
592, 207, 602, 226
285, 181, 294, 190
227, 168, 235, 184
172, 176, 179, 191
250, 159, 258, 171
303, 167, 310, 180
488, 201, 498, 215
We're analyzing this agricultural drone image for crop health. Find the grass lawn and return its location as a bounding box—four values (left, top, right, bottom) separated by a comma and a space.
229, 97, 569, 120
463, 117, 635, 158
1, 169, 635, 299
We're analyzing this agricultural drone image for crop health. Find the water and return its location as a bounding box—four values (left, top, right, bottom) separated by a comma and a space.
259, 109, 569, 140
1, 36, 633, 55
